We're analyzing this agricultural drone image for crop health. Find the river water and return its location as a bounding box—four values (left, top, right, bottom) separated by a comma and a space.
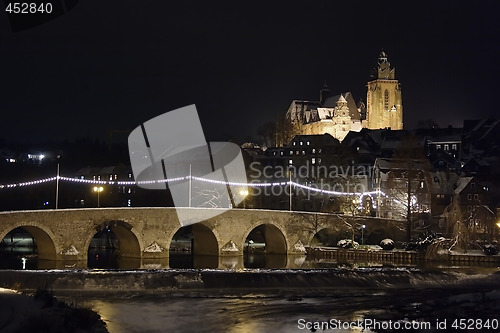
42, 264, 500, 333
1, 249, 499, 332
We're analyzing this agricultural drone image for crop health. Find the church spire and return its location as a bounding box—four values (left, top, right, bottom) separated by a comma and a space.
375, 49, 395, 80
319, 80, 330, 104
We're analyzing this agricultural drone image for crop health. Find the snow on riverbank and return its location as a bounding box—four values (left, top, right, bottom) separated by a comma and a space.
0, 288, 107, 332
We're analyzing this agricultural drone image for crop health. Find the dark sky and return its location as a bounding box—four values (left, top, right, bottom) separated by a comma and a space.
0, 1, 498, 144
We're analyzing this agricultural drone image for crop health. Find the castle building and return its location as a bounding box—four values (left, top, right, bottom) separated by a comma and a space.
284, 51, 403, 142
285, 90, 364, 142
366, 51, 403, 130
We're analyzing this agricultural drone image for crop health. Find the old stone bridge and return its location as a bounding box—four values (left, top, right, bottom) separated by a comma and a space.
0, 208, 404, 267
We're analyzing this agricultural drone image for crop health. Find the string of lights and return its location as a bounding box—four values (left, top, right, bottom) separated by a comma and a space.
0, 174, 386, 197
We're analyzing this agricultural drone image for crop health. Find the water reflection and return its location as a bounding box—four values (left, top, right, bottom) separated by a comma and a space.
2, 248, 500, 271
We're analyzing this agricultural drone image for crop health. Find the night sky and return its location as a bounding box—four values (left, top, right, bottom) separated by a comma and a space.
0, 1, 498, 144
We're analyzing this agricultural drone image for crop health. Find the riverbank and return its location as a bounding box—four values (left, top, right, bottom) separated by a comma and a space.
0, 288, 108, 333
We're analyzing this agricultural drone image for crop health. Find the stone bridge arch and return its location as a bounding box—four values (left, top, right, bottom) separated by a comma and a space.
241, 221, 288, 254
0, 222, 58, 260
83, 220, 142, 258
170, 222, 220, 256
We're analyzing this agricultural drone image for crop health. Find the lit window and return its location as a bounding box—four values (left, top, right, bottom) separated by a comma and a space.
302, 151, 305, 155
127, 199, 131, 207
420, 181, 424, 188
128, 173, 132, 178
109, 175, 113, 180
300, 141, 303, 146
307, 141, 310, 145
452, 144, 457, 150
289, 159, 293, 165
293, 142, 296, 146
280, 151, 283, 155
312, 158, 316, 165
444, 144, 449, 151
312, 148, 316, 153
98, 176, 101, 181
437, 144, 441, 149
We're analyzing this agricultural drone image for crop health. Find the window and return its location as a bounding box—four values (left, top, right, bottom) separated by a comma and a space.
471, 182, 476, 189
444, 144, 449, 151
468, 205, 472, 211
289, 151, 293, 155
474, 194, 479, 200
318, 158, 322, 164
293, 142, 296, 146
300, 141, 303, 146
109, 175, 113, 180
302, 151, 305, 155
384, 90, 389, 110
307, 141, 310, 145
280, 151, 283, 156
436, 144, 441, 149
312, 158, 316, 165
289, 159, 293, 165
468, 194, 472, 200
312, 148, 316, 153
420, 181, 424, 189
452, 144, 457, 150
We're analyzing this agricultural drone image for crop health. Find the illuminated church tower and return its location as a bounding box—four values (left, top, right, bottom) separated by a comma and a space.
366, 51, 403, 130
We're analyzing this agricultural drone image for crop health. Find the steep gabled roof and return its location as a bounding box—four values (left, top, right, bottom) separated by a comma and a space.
454, 177, 473, 194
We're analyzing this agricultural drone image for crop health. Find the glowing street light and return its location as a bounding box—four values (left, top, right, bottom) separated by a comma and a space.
361, 224, 366, 245
239, 189, 249, 208
93, 186, 104, 207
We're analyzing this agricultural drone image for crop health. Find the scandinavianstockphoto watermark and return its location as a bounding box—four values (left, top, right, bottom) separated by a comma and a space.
297, 318, 499, 331
248, 161, 372, 196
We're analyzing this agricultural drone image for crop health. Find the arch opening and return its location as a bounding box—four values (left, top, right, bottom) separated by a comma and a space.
244, 224, 287, 269
0, 226, 57, 269
310, 228, 338, 247
87, 221, 141, 269
169, 224, 218, 269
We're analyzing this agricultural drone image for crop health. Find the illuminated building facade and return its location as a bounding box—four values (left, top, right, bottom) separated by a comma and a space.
366, 51, 403, 130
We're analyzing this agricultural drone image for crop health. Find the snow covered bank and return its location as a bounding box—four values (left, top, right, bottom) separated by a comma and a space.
0, 288, 107, 332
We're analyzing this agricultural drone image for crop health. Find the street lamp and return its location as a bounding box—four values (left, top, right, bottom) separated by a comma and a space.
239, 189, 249, 208
93, 186, 104, 207
361, 224, 366, 245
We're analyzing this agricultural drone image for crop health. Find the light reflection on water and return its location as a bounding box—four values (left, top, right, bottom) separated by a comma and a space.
2, 249, 500, 272
74, 294, 373, 333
